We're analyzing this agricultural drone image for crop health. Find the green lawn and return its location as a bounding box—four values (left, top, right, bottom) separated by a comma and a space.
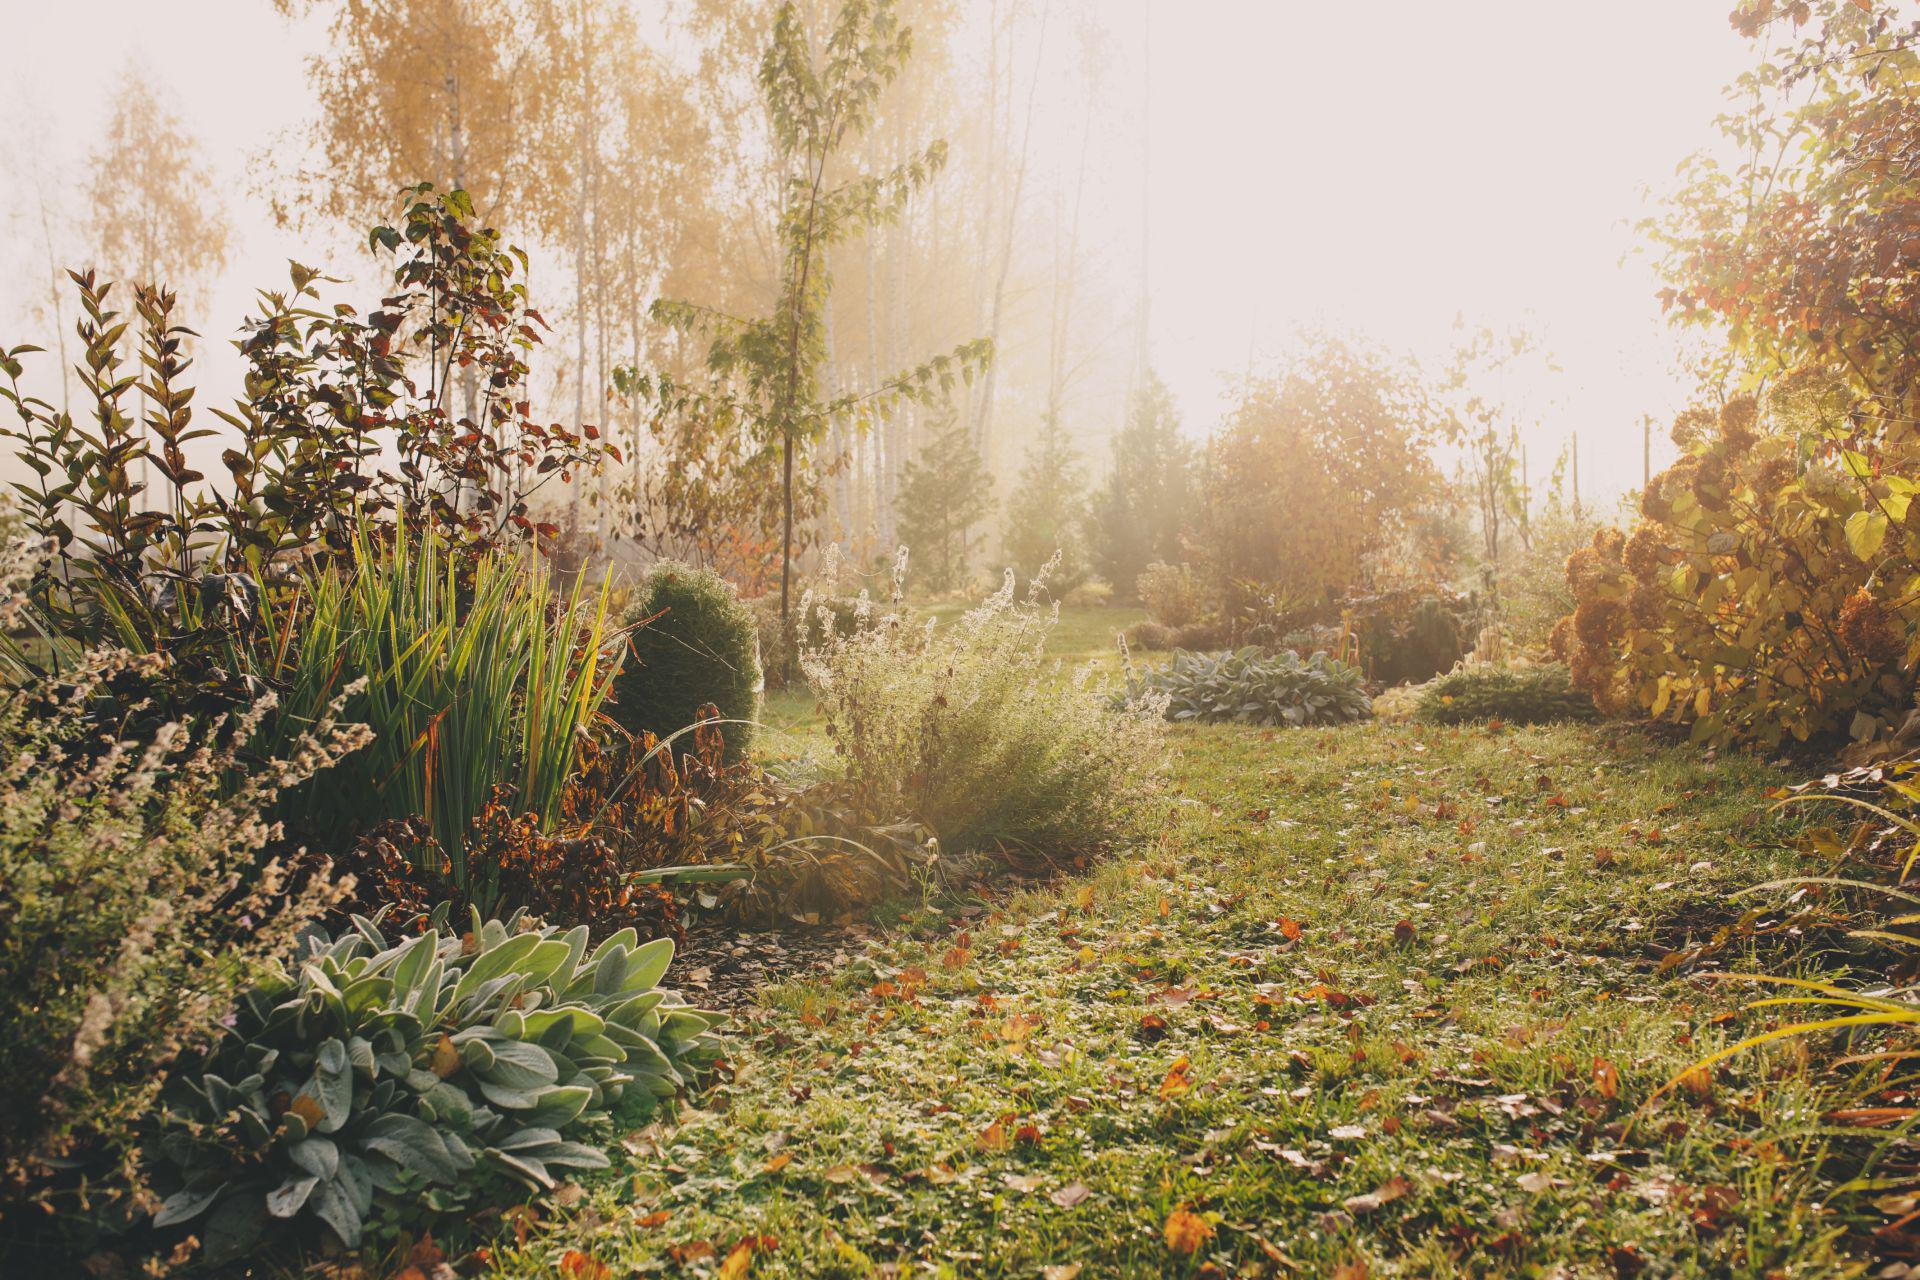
485, 712, 1866, 1278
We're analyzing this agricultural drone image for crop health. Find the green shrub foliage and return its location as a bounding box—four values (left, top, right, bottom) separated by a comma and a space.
153, 907, 722, 1261
1416, 664, 1597, 726
1135, 561, 1208, 628
1115, 647, 1372, 727
1347, 589, 1472, 685
611, 562, 762, 763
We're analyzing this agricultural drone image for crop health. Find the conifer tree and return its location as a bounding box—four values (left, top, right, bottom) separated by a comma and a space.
1093, 371, 1190, 595
896, 417, 993, 594
1003, 413, 1090, 594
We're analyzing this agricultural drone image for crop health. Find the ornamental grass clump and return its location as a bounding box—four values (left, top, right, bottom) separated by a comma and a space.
267, 519, 619, 914
801, 558, 1163, 860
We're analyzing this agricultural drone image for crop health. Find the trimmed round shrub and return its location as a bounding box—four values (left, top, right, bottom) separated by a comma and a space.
1123, 619, 1177, 652
1415, 663, 1597, 726
612, 562, 762, 761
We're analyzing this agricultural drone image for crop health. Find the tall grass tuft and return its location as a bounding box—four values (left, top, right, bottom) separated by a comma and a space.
267, 520, 617, 911
801, 555, 1164, 860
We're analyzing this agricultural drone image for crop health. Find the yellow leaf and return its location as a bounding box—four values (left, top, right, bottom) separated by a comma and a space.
718, 1240, 755, 1280
1847, 509, 1889, 561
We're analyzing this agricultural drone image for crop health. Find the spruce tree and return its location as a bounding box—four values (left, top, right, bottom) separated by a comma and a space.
1003, 413, 1091, 594
1093, 372, 1192, 596
896, 418, 994, 593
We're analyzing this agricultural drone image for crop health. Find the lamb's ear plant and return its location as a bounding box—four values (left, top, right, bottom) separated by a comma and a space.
153, 906, 722, 1262
1113, 646, 1372, 727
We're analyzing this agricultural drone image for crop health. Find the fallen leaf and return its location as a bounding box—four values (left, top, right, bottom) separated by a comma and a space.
1043, 1265, 1083, 1280
1592, 1057, 1619, 1101
1343, 1174, 1412, 1214
429, 1034, 461, 1079
762, 1152, 792, 1174
1003, 1173, 1046, 1192
559, 1251, 610, 1280
718, 1239, 758, 1280
289, 1092, 325, 1129
1163, 1206, 1215, 1254
1050, 1181, 1091, 1208
1159, 1056, 1193, 1100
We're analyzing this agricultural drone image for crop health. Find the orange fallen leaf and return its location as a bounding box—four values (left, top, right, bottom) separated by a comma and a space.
1592, 1057, 1620, 1101
559, 1251, 610, 1280
1159, 1055, 1193, 1100
1164, 1205, 1215, 1254
288, 1092, 325, 1129
429, 1033, 462, 1079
